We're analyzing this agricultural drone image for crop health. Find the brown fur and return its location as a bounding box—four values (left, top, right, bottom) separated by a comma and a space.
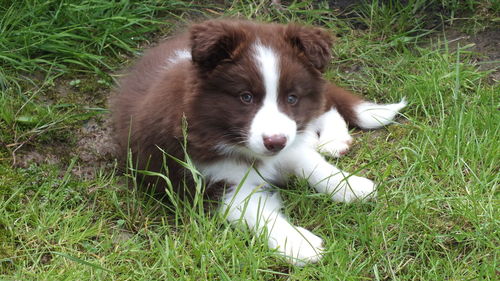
323, 83, 363, 125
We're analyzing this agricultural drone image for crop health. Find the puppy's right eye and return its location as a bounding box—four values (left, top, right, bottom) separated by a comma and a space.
240, 91, 253, 104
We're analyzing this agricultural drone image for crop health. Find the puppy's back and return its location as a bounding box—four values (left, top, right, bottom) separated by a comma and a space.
110, 33, 194, 192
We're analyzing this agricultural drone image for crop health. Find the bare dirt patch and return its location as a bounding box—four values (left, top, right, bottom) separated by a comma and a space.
435, 27, 500, 81
15, 116, 117, 180
12, 74, 117, 179
71, 117, 117, 179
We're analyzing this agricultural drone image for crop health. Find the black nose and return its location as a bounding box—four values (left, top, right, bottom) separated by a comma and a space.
263, 135, 287, 152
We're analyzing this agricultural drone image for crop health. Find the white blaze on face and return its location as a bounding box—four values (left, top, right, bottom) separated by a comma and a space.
248, 43, 297, 155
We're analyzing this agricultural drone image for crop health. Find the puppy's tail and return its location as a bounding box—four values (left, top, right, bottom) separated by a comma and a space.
324, 83, 407, 129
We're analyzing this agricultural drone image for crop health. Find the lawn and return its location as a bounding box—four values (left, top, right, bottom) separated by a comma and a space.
1, 0, 498, 280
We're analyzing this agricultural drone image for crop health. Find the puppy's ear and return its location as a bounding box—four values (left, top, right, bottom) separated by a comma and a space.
190, 20, 247, 71
285, 25, 333, 72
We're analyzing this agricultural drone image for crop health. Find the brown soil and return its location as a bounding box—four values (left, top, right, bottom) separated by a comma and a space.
71, 117, 117, 179
15, 116, 117, 180
435, 27, 500, 82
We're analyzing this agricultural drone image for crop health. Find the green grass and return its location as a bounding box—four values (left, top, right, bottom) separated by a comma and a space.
1, 0, 499, 280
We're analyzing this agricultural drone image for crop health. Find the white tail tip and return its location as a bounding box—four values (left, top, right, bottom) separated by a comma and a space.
355, 98, 407, 129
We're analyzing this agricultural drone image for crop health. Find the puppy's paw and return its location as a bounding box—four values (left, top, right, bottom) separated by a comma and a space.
269, 226, 324, 266
332, 176, 376, 203
317, 135, 353, 158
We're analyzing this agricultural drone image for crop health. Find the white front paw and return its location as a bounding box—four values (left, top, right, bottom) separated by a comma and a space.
332, 175, 376, 203
269, 226, 324, 266
317, 135, 353, 158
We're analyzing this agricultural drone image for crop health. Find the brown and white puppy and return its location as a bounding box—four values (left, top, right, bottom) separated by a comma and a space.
111, 19, 406, 265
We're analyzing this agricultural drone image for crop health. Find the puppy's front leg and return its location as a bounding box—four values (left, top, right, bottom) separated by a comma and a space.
220, 182, 324, 266
280, 144, 376, 202
310, 107, 353, 157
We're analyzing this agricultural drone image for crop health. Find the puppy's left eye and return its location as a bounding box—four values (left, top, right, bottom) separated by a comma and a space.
240, 91, 253, 104
287, 94, 299, 105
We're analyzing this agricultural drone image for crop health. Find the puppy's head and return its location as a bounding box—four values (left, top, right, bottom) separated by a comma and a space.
190, 20, 332, 157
